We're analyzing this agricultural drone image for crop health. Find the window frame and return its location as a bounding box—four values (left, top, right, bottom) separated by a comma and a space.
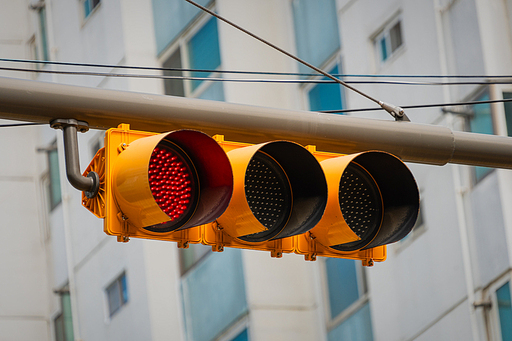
53, 289, 74, 341
105, 272, 128, 318
179, 243, 212, 275
214, 315, 250, 341
464, 87, 495, 184
320, 257, 370, 332
46, 141, 62, 211
372, 14, 404, 66
81, 0, 101, 20
302, 55, 345, 112
501, 91, 512, 137
158, 6, 223, 100
485, 274, 512, 341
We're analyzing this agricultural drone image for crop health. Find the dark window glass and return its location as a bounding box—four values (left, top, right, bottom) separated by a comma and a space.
389, 21, 403, 53
54, 292, 74, 341
326, 258, 360, 318
502, 92, 512, 137
163, 48, 185, 97
187, 17, 221, 90
231, 328, 249, 341
469, 92, 493, 182
106, 273, 128, 317
308, 65, 343, 112
497, 282, 512, 340
47, 146, 62, 210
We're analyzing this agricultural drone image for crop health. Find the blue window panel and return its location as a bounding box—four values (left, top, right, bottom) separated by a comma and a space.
84, 0, 91, 18
497, 282, 512, 340
470, 93, 493, 181
327, 302, 374, 341
152, 0, 212, 54
502, 92, 512, 137
326, 257, 359, 318
231, 328, 249, 341
182, 248, 247, 341
48, 147, 62, 210
121, 273, 128, 304
39, 8, 49, 61
292, 0, 340, 74
380, 37, 388, 61
308, 65, 343, 112
197, 81, 225, 101
187, 17, 221, 91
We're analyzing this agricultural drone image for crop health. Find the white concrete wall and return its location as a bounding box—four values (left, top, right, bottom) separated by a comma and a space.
0, 1, 55, 340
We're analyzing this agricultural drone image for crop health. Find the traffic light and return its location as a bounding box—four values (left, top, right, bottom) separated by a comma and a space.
82, 124, 419, 265
294, 149, 419, 264
83, 123, 233, 243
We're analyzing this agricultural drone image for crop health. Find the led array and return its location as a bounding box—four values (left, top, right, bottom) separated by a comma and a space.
148, 145, 193, 220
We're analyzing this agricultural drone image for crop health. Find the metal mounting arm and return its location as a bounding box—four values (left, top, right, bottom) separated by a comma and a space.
50, 118, 100, 198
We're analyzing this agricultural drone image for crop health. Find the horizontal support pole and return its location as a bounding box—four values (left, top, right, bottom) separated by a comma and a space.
0, 76, 511, 169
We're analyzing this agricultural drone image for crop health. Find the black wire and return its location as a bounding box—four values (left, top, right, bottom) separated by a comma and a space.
0, 122, 45, 127
320, 98, 512, 114
2, 58, 512, 79
2, 66, 512, 86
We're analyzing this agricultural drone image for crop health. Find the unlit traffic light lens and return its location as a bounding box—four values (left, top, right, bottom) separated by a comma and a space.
244, 151, 292, 231
338, 163, 382, 242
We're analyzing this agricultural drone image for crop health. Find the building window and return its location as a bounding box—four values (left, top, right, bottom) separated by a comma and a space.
162, 15, 224, 101
374, 18, 403, 63
106, 272, 128, 317
494, 281, 512, 340
90, 131, 105, 158
292, 0, 343, 112
292, 0, 340, 74
324, 258, 373, 340
47, 143, 62, 211
82, 0, 101, 18
468, 91, 493, 182
308, 64, 344, 112
54, 290, 74, 341
180, 244, 211, 275
29, 1, 50, 61
230, 328, 249, 341
502, 92, 512, 137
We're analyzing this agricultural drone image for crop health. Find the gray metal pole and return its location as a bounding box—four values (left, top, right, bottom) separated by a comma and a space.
0, 76, 511, 169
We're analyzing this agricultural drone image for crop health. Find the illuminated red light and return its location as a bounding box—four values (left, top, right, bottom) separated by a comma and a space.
148, 145, 194, 220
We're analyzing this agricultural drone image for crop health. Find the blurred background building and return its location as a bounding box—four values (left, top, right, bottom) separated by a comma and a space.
1, 0, 512, 340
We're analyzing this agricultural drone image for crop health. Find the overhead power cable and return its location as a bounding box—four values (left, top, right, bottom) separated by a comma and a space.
2, 58, 512, 79
3, 65, 512, 86
0, 122, 45, 128
184, 0, 411, 120
320, 98, 512, 114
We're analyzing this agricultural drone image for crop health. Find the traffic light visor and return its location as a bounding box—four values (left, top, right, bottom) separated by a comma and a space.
218, 141, 328, 242
312, 151, 419, 251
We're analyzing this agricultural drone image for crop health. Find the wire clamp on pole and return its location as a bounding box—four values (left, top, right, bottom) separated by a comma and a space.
379, 101, 410, 122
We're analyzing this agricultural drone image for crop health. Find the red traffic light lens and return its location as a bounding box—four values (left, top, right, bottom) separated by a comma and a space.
149, 143, 196, 221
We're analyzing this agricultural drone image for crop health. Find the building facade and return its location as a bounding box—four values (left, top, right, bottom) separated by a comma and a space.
2, 0, 512, 340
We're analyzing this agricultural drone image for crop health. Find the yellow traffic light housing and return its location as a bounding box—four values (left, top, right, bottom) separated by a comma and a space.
82, 124, 419, 265
217, 140, 327, 242
84, 124, 233, 242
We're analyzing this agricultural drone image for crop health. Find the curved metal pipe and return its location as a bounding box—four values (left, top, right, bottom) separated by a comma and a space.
50, 118, 99, 197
